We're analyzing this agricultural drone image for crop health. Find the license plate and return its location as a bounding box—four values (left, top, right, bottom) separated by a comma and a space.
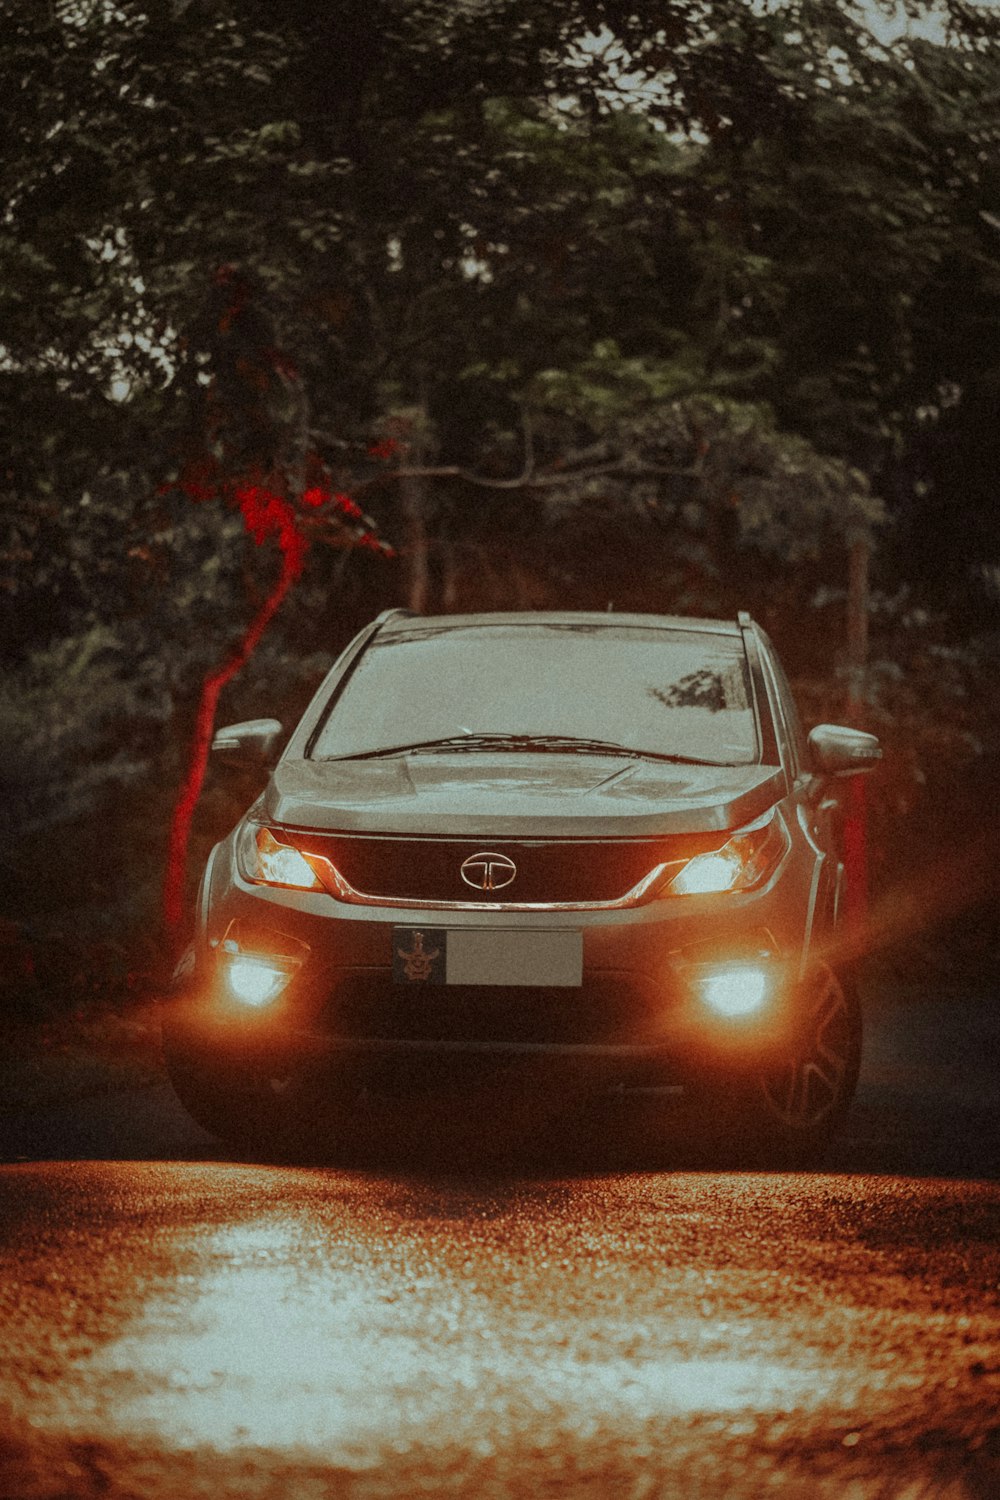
392, 928, 582, 987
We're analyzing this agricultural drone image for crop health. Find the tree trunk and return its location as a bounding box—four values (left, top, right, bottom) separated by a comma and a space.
400, 411, 430, 613
442, 537, 459, 611
846, 537, 869, 714
843, 535, 871, 942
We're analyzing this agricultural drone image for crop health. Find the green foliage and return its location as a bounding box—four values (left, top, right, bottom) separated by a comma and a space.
1, 0, 999, 994
0, 627, 161, 837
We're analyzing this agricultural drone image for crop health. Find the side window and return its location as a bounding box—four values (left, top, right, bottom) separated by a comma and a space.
759, 631, 808, 777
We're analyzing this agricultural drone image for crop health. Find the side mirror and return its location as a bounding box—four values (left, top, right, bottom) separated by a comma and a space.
808, 723, 882, 777
211, 718, 284, 770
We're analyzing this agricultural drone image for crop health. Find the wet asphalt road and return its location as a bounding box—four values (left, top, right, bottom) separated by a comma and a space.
0, 991, 998, 1499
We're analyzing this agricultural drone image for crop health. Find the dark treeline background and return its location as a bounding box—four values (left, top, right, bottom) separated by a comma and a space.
1, 0, 998, 1011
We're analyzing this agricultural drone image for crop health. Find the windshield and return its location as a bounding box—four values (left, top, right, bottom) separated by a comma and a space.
311, 622, 759, 765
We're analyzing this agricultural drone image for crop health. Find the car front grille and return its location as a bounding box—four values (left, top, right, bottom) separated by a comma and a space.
284, 832, 723, 908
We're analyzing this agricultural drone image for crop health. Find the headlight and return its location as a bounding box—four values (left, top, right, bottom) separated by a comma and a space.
667, 809, 790, 896
236, 822, 328, 891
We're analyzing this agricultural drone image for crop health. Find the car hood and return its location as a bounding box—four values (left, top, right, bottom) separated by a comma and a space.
262, 754, 786, 838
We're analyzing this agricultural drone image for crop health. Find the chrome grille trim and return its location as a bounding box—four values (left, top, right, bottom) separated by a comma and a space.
312, 857, 681, 912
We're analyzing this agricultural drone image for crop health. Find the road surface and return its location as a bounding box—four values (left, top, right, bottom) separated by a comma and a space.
0, 988, 997, 1498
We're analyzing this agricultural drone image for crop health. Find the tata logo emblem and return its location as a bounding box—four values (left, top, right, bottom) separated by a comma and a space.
460, 852, 517, 892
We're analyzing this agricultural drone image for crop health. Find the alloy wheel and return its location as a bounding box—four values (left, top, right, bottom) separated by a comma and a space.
759, 965, 857, 1131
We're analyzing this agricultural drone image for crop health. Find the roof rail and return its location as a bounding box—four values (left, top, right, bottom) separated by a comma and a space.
372, 607, 416, 626
737, 610, 754, 630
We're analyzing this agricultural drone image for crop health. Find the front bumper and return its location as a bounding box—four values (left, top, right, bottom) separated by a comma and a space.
167, 826, 816, 1088
165, 947, 801, 1095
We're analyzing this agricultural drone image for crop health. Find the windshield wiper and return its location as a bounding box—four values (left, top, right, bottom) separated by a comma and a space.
330, 732, 719, 765
330, 734, 511, 760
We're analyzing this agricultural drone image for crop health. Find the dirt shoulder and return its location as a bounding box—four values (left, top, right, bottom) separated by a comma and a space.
0, 1001, 165, 1115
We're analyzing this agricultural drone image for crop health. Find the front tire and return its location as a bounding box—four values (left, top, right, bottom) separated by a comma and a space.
748, 962, 862, 1163
161, 1017, 339, 1154
162, 1030, 280, 1149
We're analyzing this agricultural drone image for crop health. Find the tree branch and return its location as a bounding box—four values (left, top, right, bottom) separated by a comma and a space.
352, 455, 701, 495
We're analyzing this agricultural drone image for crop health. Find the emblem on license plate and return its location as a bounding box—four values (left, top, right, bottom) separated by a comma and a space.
394, 929, 446, 983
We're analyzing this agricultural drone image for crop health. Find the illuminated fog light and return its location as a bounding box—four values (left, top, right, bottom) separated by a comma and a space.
699, 965, 771, 1018
223, 955, 294, 1008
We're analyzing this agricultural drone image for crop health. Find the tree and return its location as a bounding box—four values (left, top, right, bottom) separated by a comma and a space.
3, 0, 1000, 993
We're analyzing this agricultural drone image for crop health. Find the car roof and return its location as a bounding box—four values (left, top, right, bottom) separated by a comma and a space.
377, 609, 745, 636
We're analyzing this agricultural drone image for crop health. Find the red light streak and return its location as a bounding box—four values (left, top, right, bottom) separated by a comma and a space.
161, 476, 388, 949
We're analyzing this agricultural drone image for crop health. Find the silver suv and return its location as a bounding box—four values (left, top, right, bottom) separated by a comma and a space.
163, 610, 880, 1160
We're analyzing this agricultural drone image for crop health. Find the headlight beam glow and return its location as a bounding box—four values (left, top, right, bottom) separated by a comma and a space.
698, 964, 772, 1019
222, 953, 296, 1008
667, 810, 790, 898
237, 823, 328, 892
